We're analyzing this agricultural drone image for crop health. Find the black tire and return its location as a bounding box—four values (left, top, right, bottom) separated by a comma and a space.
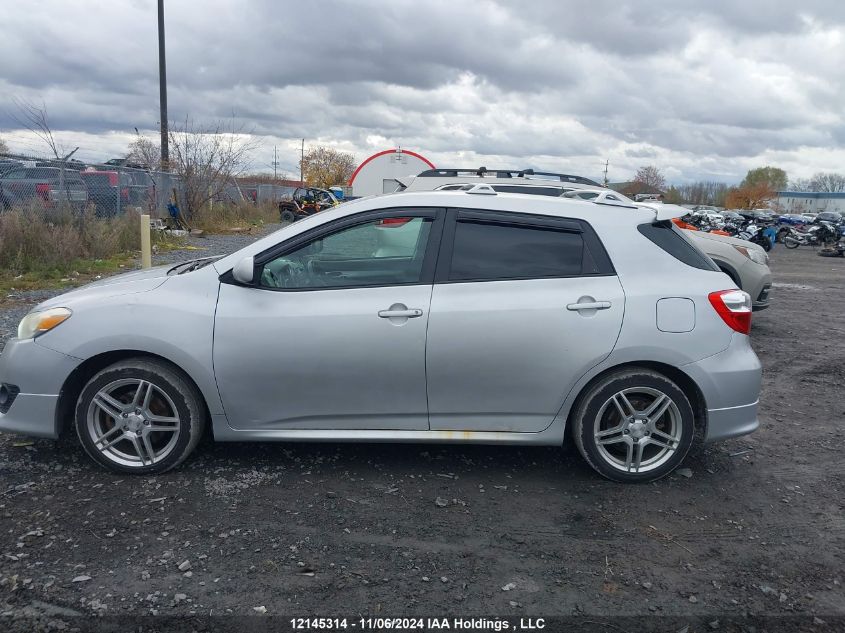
783, 236, 800, 249
74, 358, 205, 475
571, 368, 695, 483
280, 209, 296, 223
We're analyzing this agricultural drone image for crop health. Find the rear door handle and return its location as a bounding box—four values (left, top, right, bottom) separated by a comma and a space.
566, 301, 611, 311
378, 308, 423, 318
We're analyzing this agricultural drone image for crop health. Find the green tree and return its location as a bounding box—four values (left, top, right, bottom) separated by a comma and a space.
741, 166, 787, 191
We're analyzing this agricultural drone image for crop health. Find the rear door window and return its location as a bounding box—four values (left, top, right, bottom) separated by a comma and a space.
446, 215, 597, 282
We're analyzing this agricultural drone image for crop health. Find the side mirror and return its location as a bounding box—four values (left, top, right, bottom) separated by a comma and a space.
232, 256, 255, 285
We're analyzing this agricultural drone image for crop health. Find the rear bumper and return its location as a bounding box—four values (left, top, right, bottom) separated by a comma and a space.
704, 400, 759, 442
681, 333, 762, 443
0, 338, 80, 439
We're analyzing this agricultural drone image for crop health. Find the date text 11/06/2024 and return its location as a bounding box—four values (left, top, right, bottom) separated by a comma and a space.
290, 618, 547, 630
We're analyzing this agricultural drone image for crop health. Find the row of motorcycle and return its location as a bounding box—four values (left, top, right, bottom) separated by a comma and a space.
680, 212, 845, 257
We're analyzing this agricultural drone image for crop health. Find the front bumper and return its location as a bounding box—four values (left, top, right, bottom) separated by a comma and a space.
681, 333, 762, 443
741, 261, 772, 311
0, 338, 81, 439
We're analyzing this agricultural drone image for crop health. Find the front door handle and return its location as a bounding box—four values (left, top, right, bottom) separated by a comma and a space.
566, 300, 611, 311
378, 302, 423, 320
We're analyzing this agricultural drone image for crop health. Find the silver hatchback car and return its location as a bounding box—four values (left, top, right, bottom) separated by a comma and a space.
0, 188, 761, 482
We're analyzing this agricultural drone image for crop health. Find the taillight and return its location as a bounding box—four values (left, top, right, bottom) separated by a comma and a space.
121, 187, 129, 200
377, 217, 411, 227
708, 289, 752, 335
35, 183, 50, 200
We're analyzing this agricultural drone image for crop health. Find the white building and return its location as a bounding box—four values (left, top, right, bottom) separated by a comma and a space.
348, 149, 435, 197
776, 191, 845, 214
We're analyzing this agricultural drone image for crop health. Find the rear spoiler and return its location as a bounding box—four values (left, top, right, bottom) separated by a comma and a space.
634, 202, 688, 222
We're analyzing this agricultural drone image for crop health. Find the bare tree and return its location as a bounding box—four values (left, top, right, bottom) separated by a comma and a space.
810, 172, 845, 193
126, 133, 161, 170
301, 146, 356, 189
168, 118, 258, 218
0, 136, 9, 155
633, 165, 666, 191
675, 181, 729, 206
11, 98, 68, 159
789, 178, 813, 192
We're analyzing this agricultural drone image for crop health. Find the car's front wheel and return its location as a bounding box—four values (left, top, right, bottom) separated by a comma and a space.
75, 358, 205, 474
571, 368, 695, 483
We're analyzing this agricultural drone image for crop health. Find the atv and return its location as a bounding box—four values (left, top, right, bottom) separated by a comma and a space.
279, 187, 339, 223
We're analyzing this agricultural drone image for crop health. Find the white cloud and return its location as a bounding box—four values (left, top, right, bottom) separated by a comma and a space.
1, 0, 843, 183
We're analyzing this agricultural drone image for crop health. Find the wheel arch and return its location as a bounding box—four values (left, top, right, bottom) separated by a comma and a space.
709, 256, 741, 287
563, 360, 708, 443
55, 350, 212, 439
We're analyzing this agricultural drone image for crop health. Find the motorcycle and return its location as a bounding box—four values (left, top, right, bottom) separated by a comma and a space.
783, 220, 841, 250
737, 222, 774, 252
782, 224, 822, 249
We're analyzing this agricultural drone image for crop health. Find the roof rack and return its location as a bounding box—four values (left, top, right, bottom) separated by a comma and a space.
416, 167, 602, 187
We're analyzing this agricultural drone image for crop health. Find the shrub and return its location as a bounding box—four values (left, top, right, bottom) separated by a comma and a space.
190, 201, 278, 232
0, 203, 142, 275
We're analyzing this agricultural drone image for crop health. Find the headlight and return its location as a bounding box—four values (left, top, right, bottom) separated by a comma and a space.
733, 245, 768, 266
17, 308, 72, 340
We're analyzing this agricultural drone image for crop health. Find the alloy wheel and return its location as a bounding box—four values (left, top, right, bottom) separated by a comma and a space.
85, 378, 181, 468
592, 387, 683, 474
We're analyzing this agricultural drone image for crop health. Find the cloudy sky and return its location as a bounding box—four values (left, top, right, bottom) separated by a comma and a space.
1, 0, 844, 184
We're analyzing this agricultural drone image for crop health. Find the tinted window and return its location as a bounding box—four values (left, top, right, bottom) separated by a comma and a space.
638, 221, 719, 271
261, 216, 432, 290
449, 221, 585, 281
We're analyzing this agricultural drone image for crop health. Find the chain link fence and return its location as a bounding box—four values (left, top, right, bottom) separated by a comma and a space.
0, 151, 187, 220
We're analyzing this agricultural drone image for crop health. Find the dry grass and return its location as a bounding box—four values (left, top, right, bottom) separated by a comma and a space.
189, 201, 278, 233
0, 202, 182, 293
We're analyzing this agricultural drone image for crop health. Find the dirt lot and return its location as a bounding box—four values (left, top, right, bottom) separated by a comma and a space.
0, 241, 843, 631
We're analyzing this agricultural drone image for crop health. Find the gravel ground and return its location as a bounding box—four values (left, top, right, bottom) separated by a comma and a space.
0, 241, 843, 631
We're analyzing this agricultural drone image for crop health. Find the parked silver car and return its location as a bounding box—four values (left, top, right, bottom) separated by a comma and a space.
0, 189, 762, 482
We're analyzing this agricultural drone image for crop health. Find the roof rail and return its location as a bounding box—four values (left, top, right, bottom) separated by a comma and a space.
416, 167, 602, 187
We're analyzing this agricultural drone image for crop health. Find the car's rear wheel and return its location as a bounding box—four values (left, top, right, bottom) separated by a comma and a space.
280, 208, 296, 223
75, 358, 205, 474
572, 368, 695, 483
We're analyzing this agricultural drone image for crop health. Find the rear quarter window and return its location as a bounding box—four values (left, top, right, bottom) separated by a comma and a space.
638, 221, 719, 271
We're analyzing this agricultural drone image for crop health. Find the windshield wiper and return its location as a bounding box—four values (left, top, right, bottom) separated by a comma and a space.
167, 257, 219, 275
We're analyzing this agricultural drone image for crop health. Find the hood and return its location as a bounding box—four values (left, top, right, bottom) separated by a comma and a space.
35, 264, 173, 311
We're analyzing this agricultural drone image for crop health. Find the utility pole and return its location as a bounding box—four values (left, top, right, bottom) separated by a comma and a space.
157, 0, 169, 170
603, 159, 609, 186
272, 145, 279, 180
300, 138, 305, 185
